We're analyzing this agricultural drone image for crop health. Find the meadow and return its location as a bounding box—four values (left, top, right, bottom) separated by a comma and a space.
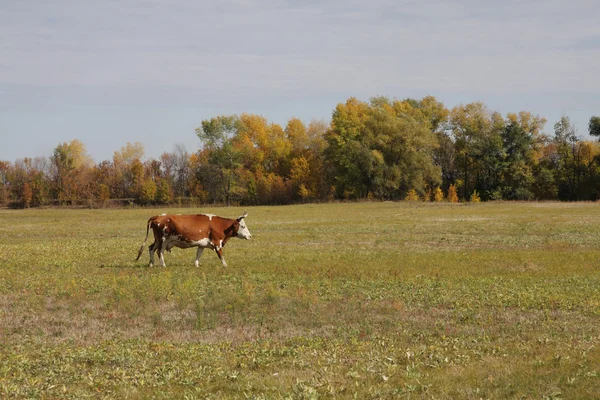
0, 202, 599, 399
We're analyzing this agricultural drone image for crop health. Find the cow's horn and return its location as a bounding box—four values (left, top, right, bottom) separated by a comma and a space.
238, 211, 248, 221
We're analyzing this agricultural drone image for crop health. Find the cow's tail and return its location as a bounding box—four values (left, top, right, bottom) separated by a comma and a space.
135, 217, 153, 261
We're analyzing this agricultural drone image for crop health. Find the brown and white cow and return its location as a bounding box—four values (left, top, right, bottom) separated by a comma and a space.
135, 212, 251, 267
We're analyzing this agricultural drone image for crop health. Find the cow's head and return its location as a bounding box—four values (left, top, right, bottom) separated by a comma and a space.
236, 212, 252, 240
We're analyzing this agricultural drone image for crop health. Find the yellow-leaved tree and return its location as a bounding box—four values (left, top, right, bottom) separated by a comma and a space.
433, 187, 444, 202
447, 184, 459, 203
405, 189, 419, 201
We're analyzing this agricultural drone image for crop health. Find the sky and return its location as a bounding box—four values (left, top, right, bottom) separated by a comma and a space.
1, 0, 599, 163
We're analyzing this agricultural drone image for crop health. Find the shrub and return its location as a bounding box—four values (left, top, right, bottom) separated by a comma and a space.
405, 189, 419, 201
433, 187, 444, 202
447, 184, 459, 203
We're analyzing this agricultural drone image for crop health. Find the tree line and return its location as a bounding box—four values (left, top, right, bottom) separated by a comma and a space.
2, 96, 600, 208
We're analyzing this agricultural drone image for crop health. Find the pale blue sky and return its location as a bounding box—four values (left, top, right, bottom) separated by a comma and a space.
1, 0, 599, 162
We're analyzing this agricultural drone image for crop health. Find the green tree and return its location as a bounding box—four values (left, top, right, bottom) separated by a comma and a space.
372, 98, 441, 197
196, 115, 244, 206
325, 97, 371, 199
137, 179, 157, 205
589, 116, 600, 139
325, 96, 441, 200
155, 178, 173, 204
499, 112, 546, 200
553, 116, 579, 200
449, 103, 505, 200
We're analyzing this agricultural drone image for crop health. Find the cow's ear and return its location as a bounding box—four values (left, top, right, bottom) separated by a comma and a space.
237, 211, 248, 222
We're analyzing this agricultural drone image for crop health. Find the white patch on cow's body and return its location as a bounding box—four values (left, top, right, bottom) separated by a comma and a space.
164, 236, 213, 252
201, 213, 215, 220
160, 213, 166, 216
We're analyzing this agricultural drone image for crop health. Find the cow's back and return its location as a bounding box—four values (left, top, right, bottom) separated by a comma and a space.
152, 214, 212, 241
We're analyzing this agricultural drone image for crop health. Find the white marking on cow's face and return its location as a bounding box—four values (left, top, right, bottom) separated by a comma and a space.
237, 219, 252, 240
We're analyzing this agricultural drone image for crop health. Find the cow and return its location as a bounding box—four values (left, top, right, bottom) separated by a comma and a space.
135, 212, 252, 267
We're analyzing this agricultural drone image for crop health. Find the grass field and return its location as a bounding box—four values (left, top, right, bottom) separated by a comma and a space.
1, 202, 599, 399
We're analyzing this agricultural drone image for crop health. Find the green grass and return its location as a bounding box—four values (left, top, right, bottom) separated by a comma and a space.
0, 202, 599, 399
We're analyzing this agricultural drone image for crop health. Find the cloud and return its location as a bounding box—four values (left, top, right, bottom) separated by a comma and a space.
2, 0, 598, 96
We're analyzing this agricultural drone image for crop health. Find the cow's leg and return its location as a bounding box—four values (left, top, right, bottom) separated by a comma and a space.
195, 247, 204, 267
148, 242, 156, 267
211, 239, 228, 267
158, 238, 167, 267
215, 248, 228, 267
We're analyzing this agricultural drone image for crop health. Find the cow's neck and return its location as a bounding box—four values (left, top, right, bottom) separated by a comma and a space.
223, 222, 237, 240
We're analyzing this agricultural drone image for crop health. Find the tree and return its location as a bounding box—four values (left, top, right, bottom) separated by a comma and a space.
470, 190, 481, 203
286, 118, 310, 158
290, 155, 312, 200
499, 112, 546, 200
589, 116, 600, 139
449, 103, 504, 200
137, 179, 157, 205
0, 161, 9, 205
155, 178, 173, 204
375, 98, 441, 197
196, 115, 244, 206
405, 189, 419, 201
51, 140, 94, 204
305, 120, 330, 200
21, 182, 32, 208
433, 187, 444, 202
98, 184, 110, 206
325, 96, 441, 200
113, 142, 145, 199
325, 97, 371, 199
553, 117, 579, 200
447, 184, 459, 202
161, 144, 190, 198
